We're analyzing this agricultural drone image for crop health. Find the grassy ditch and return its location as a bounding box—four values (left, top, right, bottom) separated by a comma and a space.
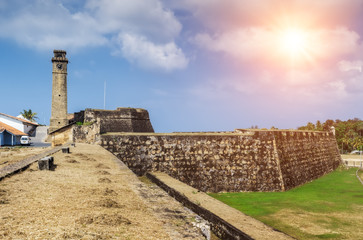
209, 167, 363, 240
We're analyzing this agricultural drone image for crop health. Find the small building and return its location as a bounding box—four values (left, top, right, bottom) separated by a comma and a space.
0, 121, 27, 146
0, 113, 38, 136
49, 123, 74, 147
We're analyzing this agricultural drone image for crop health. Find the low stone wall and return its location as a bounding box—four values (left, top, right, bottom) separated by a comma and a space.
0, 144, 69, 181
101, 130, 341, 192
50, 125, 73, 147
146, 172, 254, 240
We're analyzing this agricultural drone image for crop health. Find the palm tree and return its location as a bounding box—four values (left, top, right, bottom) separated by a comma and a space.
20, 109, 38, 122
352, 137, 363, 151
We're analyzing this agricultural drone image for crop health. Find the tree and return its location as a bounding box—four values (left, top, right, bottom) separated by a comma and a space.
306, 122, 315, 131
297, 118, 363, 153
352, 137, 363, 150
322, 119, 334, 131
20, 109, 38, 122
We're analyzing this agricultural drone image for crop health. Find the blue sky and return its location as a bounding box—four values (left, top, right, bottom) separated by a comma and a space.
0, 0, 362, 132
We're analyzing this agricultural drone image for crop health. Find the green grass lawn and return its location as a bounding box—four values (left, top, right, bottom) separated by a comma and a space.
209, 167, 363, 240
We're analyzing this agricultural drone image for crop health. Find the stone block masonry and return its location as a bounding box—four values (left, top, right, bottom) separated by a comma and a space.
74, 107, 154, 134
38, 156, 54, 170
102, 132, 283, 192
274, 130, 341, 190
71, 108, 154, 145
101, 130, 341, 192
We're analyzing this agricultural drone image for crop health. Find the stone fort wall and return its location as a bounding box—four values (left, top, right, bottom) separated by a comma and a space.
74, 108, 154, 134
72, 108, 154, 145
273, 130, 341, 190
100, 130, 341, 192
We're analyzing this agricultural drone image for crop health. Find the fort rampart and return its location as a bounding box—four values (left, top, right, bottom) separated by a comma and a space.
100, 130, 341, 192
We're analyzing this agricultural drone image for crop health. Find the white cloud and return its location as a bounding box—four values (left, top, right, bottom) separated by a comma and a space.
167, 0, 362, 31
0, 1, 106, 50
338, 60, 363, 72
191, 27, 361, 66
191, 28, 276, 62
86, 0, 181, 42
116, 33, 188, 71
310, 28, 360, 59
170, 0, 363, 109
0, 0, 187, 71
170, 0, 362, 70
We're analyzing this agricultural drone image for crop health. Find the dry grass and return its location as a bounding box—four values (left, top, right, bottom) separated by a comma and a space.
0, 147, 48, 168
0, 144, 172, 239
268, 208, 363, 239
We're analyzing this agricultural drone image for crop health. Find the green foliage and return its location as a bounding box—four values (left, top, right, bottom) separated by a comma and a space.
19, 109, 38, 122
75, 121, 94, 126
209, 168, 363, 240
298, 118, 363, 153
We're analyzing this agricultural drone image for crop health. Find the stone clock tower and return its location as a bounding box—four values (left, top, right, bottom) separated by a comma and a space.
49, 50, 68, 133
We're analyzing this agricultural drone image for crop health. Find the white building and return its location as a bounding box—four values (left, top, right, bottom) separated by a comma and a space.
0, 113, 38, 136
0, 121, 27, 146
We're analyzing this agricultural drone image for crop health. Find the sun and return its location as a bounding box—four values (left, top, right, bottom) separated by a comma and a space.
279, 28, 308, 58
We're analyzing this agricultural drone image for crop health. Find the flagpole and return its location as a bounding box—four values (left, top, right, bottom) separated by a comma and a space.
104, 80, 106, 110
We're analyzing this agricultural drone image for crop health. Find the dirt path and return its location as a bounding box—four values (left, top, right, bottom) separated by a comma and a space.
0, 144, 205, 239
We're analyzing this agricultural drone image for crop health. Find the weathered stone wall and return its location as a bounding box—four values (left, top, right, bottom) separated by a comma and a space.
51, 125, 72, 147
72, 107, 154, 145
74, 108, 154, 134
274, 131, 341, 190
73, 123, 101, 145
101, 132, 285, 192
101, 130, 341, 192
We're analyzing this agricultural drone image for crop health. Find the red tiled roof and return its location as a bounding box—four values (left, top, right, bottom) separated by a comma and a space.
0, 113, 38, 126
0, 121, 27, 136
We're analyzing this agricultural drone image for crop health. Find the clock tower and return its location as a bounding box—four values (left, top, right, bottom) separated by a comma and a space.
49, 50, 69, 133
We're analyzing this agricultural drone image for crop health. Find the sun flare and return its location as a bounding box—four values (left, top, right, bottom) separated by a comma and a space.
280, 28, 308, 58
